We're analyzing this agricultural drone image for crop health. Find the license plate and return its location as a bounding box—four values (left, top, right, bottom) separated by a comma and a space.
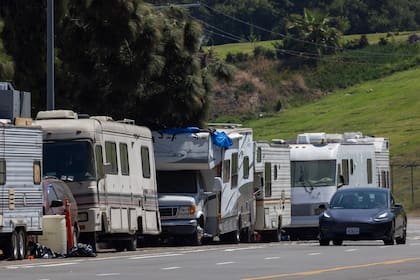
346, 227, 360, 235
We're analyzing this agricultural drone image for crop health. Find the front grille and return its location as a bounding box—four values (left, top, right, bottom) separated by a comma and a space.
159, 207, 178, 217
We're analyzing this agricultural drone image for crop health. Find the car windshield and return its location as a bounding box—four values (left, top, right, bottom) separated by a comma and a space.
330, 190, 388, 209
43, 140, 96, 181
291, 160, 336, 188
157, 170, 198, 194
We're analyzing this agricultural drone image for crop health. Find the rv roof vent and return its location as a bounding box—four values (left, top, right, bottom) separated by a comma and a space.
297, 132, 327, 145
325, 133, 343, 143
117, 118, 135, 125
36, 110, 78, 120
343, 132, 363, 143
272, 139, 286, 145
90, 116, 114, 122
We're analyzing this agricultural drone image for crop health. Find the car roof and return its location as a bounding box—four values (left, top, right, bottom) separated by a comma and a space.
336, 187, 389, 193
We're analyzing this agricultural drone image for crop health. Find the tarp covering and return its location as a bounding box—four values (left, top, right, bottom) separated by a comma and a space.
157, 127, 233, 149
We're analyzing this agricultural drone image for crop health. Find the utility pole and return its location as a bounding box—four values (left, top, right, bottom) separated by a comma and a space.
47, 0, 55, 110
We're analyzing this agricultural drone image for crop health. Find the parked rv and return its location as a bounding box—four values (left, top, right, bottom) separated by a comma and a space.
34, 110, 161, 251
283, 132, 390, 240
0, 119, 44, 260
253, 140, 291, 242
152, 125, 255, 245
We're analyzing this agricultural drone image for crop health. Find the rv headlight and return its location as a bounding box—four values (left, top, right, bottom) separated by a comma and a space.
78, 212, 88, 222
374, 211, 390, 222
179, 205, 196, 215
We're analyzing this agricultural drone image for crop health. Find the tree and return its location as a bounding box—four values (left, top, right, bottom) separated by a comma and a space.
276, 8, 341, 65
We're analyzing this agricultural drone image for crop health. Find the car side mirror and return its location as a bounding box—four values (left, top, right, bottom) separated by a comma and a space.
50, 199, 64, 208
213, 177, 223, 192
318, 204, 327, 210
394, 202, 403, 208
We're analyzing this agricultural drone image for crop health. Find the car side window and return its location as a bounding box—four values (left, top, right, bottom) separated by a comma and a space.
47, 183, 59, 204
390, 194, 395, 207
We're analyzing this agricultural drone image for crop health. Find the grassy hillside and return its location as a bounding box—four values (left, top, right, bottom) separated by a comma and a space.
240, 67, 420, 209
210, 31, 418, 59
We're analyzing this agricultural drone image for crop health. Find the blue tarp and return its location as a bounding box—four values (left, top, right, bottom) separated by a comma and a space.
158, 127, 233, 149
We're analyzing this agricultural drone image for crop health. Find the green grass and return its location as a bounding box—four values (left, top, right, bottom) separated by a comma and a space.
209, 31, 420, 59
239, 67, 420, 209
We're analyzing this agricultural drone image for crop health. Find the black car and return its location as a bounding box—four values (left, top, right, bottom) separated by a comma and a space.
318, 187, 407, 246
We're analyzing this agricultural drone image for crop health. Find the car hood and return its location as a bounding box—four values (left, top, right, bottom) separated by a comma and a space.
327, 209, 390, 223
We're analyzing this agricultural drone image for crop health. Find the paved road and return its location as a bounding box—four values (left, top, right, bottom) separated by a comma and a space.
1, 218, 420, 280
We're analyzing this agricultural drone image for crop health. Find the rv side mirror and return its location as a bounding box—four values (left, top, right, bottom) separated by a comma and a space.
318, 204, 327, 210
213, 177, 223, 192
337, 175, 345, 188
103, 162, 112, 175
50, 199, 64, 208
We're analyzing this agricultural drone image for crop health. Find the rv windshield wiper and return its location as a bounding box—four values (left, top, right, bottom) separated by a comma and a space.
302, 179, 314, 194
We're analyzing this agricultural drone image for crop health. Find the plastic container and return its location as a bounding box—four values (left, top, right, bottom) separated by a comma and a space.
38, 215, 67, 255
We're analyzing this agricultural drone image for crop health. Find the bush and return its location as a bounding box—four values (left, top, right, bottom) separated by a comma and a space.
225, 51, 250, 63
253, 46, 276, 60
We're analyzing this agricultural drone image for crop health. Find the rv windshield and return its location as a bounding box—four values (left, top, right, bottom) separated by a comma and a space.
43, 140, 96, 181
291, 160, 336, 188
157, 170, 198, 194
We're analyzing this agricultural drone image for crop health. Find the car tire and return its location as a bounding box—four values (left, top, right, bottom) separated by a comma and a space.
396, 222, 407, 245
383, 222, 395, 245
332, 239, 343, 246
319, 239, 330, 246
17, 230, 26, 260
125, 236, 137, 251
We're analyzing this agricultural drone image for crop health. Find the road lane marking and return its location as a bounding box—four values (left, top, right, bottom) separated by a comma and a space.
241, 257, 420, 280
96, 273, 121, 277
216, 261, 235, 265
345, 249, 358, 252
130, 253, 183, 260
308, 252, 321, 256
40, 262, 78, 268
225, 246, 265, 252
161, 267, 180, 270
264, 257, 281, 260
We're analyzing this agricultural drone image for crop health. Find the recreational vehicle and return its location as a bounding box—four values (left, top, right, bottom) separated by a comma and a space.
152, 125, 255, 245
283, 132, 390, 240
34, 110, 161, 251
253, 140, 291, 242
0, 119, 43, 260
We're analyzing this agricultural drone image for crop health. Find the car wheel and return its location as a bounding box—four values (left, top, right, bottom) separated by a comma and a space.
396, 222, 407, 245
9, 230, 20, 260
17, 230, 26, 260
190, 225, 203, 246
125, 236, 137, 251
332, 239, 343, 246
383, 222, 395, 245
319, 239, 330, 246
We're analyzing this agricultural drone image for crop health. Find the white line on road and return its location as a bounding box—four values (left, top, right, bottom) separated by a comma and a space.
308, 252, 321, 256
345, 249, 358, 252
216, 261, 235, 265
225, 246, 265, 252
264, 257, 281, 260
96, 273, 121, 277
40, 262, 78, 267
130, 253, 183, 260
161, 267, 181, 270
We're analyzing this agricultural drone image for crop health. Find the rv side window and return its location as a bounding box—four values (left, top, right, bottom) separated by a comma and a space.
257, 147, 262, 163
350, 159, 354, 175
33, 160, 41, 184
342, 159, 349, 185
141, 146, 151, 178
119, 143, 130, 176
337, 164, 341, 184
274, 165, 278, 180
0, 159, 5, 185
243, 156, 250, 179
231, 153, 238, 188
95, 145, 104, 178
367, 159, 373, 184
265, 162, 272, 197
105, 142, 118, 174
223, 159, 230, 183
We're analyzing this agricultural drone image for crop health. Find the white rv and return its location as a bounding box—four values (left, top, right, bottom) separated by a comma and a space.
34, 110, 160, 251
0, 119, 43, 260
283, 132, 390, 240
152, 125, 255, 245
253, 140, 291, 242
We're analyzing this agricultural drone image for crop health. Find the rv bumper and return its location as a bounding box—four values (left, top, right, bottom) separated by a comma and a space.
161, 219, 198, 235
